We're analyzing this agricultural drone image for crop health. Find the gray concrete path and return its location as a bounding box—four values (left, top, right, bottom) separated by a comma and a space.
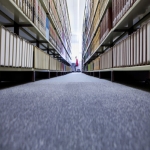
0, 73, 150, 150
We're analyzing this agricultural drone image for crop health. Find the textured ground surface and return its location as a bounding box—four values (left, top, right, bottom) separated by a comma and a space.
0, 73, 150, 150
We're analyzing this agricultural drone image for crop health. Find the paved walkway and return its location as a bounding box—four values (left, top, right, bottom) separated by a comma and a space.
0, 73, 150, 150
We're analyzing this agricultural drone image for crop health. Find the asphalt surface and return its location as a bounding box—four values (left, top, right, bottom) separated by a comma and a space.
0, 73, 150, 150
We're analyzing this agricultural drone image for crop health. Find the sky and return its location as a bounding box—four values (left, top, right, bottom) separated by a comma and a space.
66, 0, 86, 65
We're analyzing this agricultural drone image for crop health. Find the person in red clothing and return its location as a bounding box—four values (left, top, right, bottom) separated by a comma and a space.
75, 56, 78, 67
71, 56, 79, 72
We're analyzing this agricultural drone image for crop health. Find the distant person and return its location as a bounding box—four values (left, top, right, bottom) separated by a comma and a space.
75, 56, 78, 67
71, 56, 77, 72
71, 56, 79, 72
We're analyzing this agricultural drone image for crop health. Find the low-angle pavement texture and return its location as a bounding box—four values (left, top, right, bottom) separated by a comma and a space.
0, 73, 150, 150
